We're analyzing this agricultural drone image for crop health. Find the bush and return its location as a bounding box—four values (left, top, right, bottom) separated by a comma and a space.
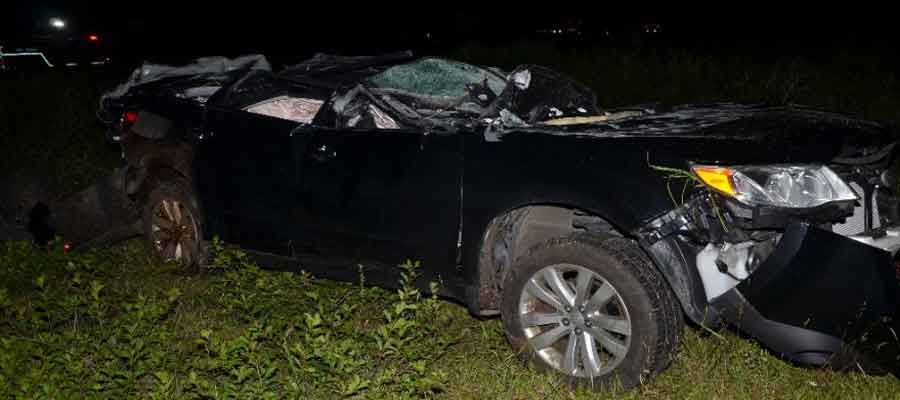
0, 238, 457, 398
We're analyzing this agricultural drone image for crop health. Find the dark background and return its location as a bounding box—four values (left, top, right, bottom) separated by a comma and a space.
4, 3, 898, 67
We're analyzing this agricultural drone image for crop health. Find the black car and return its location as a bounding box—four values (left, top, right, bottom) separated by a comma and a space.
29, 52, 900, 389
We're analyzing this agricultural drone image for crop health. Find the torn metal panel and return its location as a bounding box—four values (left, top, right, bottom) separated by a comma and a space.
280, 51, 415, 89
488, 102, 899, 150
510, 69, 530, 90
484, 109, 528, 142
102, 54, 271, 105
368, 104, 399, 130
489, 65, 601, 124
212, 69, 333, 110
327, 85, 406, 130
176, 86, 222, 103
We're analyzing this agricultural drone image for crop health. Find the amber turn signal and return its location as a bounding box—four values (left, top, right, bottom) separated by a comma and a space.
691, 166, 737, 196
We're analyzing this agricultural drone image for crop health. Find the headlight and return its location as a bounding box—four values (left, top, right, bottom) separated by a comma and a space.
691, 164, 858, 208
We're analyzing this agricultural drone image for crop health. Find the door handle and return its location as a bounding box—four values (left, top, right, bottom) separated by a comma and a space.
310, 144, 337, 163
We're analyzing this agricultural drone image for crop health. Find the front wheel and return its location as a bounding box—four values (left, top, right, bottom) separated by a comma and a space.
500, 233, 683, 390
142, 179, 204, 269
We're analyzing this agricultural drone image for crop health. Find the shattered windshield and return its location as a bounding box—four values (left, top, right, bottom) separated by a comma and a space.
366, 58, 506, 98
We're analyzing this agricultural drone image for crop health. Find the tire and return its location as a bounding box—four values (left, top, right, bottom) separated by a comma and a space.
500, 232, 683, 390
142, 179, 205, 269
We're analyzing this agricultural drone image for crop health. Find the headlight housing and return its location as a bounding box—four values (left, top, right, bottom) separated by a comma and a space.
691, 164, 858, 208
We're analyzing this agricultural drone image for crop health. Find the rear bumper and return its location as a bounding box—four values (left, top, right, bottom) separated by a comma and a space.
712, 223, 899, 375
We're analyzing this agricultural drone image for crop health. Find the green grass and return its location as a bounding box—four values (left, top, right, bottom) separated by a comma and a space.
1, 239, 898, 399
2, 46, 900, 398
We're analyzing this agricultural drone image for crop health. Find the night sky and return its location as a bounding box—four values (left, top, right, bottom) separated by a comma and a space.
4, 3, 898, 67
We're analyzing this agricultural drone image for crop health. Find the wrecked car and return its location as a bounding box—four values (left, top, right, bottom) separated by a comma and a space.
14, 51, 900, 389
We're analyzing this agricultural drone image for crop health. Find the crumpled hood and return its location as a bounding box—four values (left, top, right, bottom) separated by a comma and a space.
513, 103, 900, 165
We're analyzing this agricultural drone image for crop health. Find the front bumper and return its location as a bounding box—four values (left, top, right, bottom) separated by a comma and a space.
712, 223, 899, 375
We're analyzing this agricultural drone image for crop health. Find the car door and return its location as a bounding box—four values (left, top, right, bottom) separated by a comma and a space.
293, 125, 464, 286
194, 107, 303, 256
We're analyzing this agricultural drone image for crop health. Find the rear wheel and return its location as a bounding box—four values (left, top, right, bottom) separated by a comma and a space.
142, 180, 204, 269
500, 233, 683, 390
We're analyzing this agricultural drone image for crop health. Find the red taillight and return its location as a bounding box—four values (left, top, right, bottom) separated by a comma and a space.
88, 34, 99, 42
63, 242, 72, 253
122, 111, 139, 131
124, 111, 139, 124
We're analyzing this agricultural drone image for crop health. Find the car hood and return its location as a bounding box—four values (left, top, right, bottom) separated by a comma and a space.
510, 104, 900, 165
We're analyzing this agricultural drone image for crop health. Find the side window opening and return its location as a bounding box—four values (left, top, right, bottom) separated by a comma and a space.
213, 71, 330, 124
243, 96, 325, 124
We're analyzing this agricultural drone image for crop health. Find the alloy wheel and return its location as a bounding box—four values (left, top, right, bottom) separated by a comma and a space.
150, 198, 198, 266
518, 263, 632, 377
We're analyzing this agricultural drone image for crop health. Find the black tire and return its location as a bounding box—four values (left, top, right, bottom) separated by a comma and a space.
142, 179, 205, 269
500, 232, 683, 390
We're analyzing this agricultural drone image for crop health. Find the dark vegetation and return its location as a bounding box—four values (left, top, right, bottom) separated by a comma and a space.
2, 43, 899, 398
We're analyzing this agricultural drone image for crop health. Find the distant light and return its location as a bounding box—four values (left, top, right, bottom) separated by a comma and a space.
88, 34, 99, 42
49, 17, 66, 29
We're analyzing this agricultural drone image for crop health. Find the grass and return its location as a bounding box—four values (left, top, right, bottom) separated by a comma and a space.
1, 239, 898, 399
2, 45, 900, 398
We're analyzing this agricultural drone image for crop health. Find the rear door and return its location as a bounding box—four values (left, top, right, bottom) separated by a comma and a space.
293, 125, 464, 285
195, 82, 327, 256
194, 108, 302, 255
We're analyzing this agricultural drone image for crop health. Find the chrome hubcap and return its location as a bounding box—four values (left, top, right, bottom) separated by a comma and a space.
150, 199, 197, 265
518, 263, 632, 377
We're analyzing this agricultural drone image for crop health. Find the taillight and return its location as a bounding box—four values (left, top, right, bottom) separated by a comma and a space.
122, 110, 139, 131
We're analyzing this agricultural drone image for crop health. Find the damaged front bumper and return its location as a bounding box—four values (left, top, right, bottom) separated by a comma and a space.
639, 190, 900, 376
713, 223, 899, 375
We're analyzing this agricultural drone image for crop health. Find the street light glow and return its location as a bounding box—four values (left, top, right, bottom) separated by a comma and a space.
50, 18, 66, 29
